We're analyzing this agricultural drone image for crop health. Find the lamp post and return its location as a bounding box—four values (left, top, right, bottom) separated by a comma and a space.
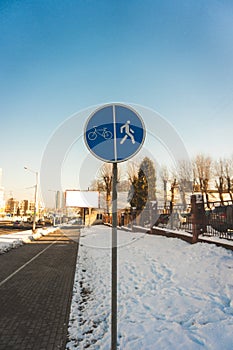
24, 167, 38, 232
48, 190, 57, 226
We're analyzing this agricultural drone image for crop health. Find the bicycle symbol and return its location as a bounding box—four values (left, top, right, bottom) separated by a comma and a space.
88, 126, 113, 141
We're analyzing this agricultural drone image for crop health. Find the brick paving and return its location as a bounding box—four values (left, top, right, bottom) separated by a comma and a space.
0, 229, 79, 350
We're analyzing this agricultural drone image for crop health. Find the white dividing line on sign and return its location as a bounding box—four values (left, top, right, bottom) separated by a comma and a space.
113, 104, 117, 161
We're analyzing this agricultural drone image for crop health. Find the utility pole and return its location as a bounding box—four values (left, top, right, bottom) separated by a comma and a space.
24, 167, 38, 232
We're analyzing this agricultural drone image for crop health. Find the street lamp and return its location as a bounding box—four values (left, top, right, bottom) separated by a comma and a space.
48, 190, 57, 226
24, 167, 38, 232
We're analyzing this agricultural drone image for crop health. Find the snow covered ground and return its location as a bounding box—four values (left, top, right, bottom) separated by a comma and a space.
66, 225, 233, 350
0, 227, 58, 254
1, 224, 232, 349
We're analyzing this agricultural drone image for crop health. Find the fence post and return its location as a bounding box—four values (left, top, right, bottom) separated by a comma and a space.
191, 194, 206, 243
150, 201, 157, 231
120, 212, 124, 227
169, 201, 174, 230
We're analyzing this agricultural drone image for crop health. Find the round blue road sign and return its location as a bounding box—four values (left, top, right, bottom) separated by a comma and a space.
84, 104, 146, 163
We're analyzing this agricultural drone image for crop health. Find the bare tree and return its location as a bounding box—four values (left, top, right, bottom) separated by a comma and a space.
170, 177, 177, 212
223, 157, 233, 201
175, 160, 193, 210
117, 179, 130, 192
160, 166, 169, 210
89, 179, 105, 192
193, 154, 212, 208
127, 162, 139, 205
90, 163, 127, 212
127, 162, 139, 184
90, 163, 114, 214
213, 158, 225, 204
99, 163, 113, 214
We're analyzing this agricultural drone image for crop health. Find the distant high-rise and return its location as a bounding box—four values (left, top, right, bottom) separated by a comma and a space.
56, 190, 60, 210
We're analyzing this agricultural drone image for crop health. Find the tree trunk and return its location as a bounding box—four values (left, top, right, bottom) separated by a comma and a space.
215, 177, 224, 205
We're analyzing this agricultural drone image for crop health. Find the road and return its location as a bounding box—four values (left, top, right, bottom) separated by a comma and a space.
0, 228, 80, 350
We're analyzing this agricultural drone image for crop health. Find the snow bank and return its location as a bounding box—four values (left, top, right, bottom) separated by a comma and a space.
66, 225, 233, 350
0, 227, 58, 254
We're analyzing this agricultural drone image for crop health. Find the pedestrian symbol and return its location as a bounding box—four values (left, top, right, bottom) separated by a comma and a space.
120, 120, 135, 145
84, 103, 146, 163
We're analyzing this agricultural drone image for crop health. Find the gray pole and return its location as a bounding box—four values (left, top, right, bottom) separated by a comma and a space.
32, 172, 38, 232
24, 167, 38, 232
112, 162, 118, 350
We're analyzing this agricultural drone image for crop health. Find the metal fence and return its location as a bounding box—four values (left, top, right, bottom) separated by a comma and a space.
154, 201, 233, 241
102, 200, 233, 241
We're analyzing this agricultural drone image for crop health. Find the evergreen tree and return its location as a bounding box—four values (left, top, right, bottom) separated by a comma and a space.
128, 157, 156, 211
136, 167, 148, 210
140, 157, 156, 203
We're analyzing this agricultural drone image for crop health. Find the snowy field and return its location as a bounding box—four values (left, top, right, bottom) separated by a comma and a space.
66, 225, 233, 350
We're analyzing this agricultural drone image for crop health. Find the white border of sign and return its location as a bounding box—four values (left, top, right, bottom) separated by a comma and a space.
84, 102, 146, 163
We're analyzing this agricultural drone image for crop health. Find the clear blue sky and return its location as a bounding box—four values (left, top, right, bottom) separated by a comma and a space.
1, 0, 233, 202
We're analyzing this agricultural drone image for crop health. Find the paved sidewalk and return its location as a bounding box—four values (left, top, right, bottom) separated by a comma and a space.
0, 229, 79, 350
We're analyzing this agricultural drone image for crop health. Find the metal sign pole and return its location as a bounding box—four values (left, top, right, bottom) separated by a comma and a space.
111, 162, 118, 350
84, 103, 145, 350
